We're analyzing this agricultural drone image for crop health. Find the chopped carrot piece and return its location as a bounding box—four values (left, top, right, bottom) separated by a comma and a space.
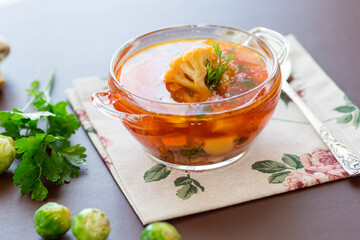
193, 137, 205, 144
161, 135, 187, 147
147, 136, 162, 148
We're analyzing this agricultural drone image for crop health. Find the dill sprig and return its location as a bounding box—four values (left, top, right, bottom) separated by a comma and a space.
206, 43, 235, 89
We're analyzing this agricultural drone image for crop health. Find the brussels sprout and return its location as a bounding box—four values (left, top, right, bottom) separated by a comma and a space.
141, 222, 182, 240
71, 208, 110, 240
0, 135, 16, 175
34, 202, 71, 239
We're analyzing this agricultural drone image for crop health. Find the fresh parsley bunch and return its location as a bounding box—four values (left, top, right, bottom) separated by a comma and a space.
0, 68, 86, 201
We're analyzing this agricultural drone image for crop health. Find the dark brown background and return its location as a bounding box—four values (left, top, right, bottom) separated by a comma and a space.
1, 0, 360, 239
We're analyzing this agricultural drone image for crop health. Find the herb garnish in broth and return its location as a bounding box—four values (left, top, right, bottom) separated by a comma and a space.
205, 43, 235, 89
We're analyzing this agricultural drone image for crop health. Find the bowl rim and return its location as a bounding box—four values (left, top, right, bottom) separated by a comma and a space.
109, 24, 280, 107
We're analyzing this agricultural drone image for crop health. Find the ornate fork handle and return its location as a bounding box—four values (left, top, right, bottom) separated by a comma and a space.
282, 81, 360, 176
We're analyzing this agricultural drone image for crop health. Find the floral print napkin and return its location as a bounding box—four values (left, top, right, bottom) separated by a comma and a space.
66, 35, 360, 224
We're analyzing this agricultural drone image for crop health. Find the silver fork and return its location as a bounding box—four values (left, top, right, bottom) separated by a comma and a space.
251, 27, 360, 176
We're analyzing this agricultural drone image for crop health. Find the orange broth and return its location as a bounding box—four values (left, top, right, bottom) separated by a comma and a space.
109, 39, 281, 166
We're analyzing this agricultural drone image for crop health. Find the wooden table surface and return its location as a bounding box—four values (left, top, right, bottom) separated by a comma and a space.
1, 0, 360, 239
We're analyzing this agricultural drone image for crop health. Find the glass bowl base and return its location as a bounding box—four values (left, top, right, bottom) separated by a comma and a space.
146, 151, 246, 171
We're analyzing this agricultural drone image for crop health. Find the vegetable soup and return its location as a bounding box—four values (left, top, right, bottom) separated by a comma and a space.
108, 39, 281, 167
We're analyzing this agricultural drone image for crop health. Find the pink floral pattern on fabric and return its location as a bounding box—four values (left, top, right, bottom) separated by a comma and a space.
282, 171, 325, 191
74, 107, 114, 171
300, 148, 349, 181
100, 136, 112, 149
75, 109, 90, 123
102, 156, 112, 170
280, 75, 306, 106
252, 147, 349, 191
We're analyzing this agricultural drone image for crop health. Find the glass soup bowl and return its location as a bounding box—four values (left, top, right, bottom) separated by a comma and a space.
92, 25, 289, 171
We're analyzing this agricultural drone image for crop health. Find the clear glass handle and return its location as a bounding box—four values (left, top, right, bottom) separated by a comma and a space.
249, 27, 292, 80
92, 90, 147, 123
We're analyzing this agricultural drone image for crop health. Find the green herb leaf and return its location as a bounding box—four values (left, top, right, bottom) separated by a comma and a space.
55, 159, 80, 185
31, 80, 40, 89
31, 180, 48, 201
206, 43, 235, 88
230, 81, 238, 87
180, 148, 199, 158
251, 160, 290, 173
13, 158, 40, 195
12, 134, 84, 200
234, 137, 248, 145
42, 155, 62, 182
14, 134, 48, 160
47, 102, 81, 138
237, 65, 250, 72
57, 143, 87, 165
241, 77, 257, 90
1, 69, 87, 201
201, 105, 213, 113
144, 164, 171, 182
33, 98, 47, 109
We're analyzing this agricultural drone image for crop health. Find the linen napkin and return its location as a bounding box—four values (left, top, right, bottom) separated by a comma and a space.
66, 35, 360, 224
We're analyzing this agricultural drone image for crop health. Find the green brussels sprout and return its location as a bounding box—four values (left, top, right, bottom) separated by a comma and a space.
34, 202, 71, 239
71, 208, 110, 240
141, 222, 182, 240
0, 135, 16, 174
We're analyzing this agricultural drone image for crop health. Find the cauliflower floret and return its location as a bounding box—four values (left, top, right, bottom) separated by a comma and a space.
164, 45, 236, 102
164, 46, 216, 102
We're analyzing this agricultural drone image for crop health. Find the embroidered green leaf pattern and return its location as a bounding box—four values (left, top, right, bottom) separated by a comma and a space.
192, 179, 205, 192
336, 114, 353, 124
86, 127, 96, 133
176, 184, 198, 200
174, 175, 205, 200
353, 110, 360, 129
333, 95, 360, 129
280, 90, 292, 106
282, 154, 303, 169
334, 106, 356, 113
143, 166, 204, 200
251, 160, 290, 173
252, 153, 304, 184
268, 171, 291, 184
143, 164, 171, 183
174, 176, 193, 186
